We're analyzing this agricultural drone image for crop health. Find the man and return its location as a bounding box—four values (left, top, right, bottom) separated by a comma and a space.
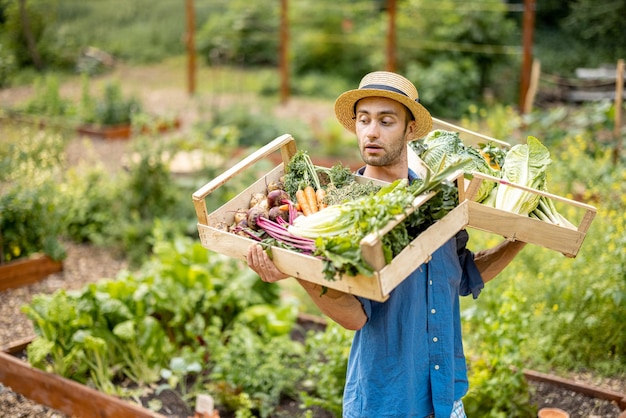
246, 71, 526, 417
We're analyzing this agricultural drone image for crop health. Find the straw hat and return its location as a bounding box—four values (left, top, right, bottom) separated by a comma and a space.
334, 71, 433, 141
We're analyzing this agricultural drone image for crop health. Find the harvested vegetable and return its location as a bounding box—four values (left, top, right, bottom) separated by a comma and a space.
247, 206, 269, 230
288, 155, 471, 280
490, 136, 550, 216
304, 185, 319, 214
323, 181, 381, 206
411, 129, 498, 203
316, 188, 327, 210
283, 150, 322, 198
296, 189, 314, 216
267, 189, 290, 208
249, 192, 268, 208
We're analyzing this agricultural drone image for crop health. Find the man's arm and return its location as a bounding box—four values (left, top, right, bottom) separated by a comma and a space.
246, 244, 367, 330
473, 239, 527, 283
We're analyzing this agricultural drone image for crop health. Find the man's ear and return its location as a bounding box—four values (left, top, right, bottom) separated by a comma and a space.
406, 119, 418, 141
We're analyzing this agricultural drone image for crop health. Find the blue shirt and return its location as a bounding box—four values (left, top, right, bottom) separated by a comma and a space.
343, 168, 483, 418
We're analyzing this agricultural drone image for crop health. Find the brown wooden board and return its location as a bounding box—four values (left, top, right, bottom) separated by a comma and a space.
0, 254, 63, 291
0, 350, 167, 418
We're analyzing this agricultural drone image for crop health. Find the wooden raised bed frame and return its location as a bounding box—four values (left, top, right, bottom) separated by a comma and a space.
0, 254, 63, 292
0, 340, 166, 418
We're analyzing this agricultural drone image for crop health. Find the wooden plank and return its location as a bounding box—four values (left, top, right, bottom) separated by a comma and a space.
467, 201, 586, 257
0, 337, 33, 354
0, 351, 166, 418
432, 117, 511, 149
523, 369, 626, 410
566, 90, 626, 102
378, 201, 470, 296
0, 255, 63, 291
197, 223, 387, 301
575, 67, 625, 81
192, 134, 295, 202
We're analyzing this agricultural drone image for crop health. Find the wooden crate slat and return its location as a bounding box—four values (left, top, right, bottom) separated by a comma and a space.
467, 201, 587, 257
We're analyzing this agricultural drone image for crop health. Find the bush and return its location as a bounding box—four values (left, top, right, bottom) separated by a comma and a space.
21, 75, 75, 118
0, 123, 67, 262
197, 0, 279, 67
81, 80, 142, 126
0, 41, 16, 88
0, 183, 66, 263
405, 58, 481, 119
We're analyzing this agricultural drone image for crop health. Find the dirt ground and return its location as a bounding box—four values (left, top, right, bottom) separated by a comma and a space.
1, 62, 625, 417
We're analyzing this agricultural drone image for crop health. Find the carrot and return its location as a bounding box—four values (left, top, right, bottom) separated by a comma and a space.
278, 203, 290, 211
316, 188, 327, 210
296, 189, 313, 216
304, 185, 318, 213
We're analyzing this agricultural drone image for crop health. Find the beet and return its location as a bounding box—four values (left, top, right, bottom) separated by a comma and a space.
247, 206, 268, 230
267, 189, 290, 207
268, 205, 289, 223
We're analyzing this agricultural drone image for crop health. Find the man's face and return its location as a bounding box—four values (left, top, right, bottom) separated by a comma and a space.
354, 96, 414, 167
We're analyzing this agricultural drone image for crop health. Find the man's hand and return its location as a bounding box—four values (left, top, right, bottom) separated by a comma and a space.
246, 244, 289, 283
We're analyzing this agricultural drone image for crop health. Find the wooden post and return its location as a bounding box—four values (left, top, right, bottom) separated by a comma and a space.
386, 0, 397, 73
185, 0, 196, 96
279, 0, 290, 104
523, 59, 541, 114
519, 0, 536, 113
614, 59, 624, 165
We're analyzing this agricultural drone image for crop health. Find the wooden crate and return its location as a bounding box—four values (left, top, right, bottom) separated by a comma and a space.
463, 172, 596, 257
426, 120, 596, 257
193, 134, 468, 302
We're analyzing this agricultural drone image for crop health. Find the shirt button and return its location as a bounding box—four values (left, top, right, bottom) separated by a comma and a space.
429, 280, 433, 285
431, 308, 436, 314
433, 337, 438, 342
434, 365, 440, 370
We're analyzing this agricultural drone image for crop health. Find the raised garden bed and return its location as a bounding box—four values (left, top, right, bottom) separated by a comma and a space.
0, 339, 166, 418
77, 117, 182, 140
0, 255, 63, 292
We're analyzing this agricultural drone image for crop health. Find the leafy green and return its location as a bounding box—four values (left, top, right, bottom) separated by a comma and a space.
491, 136, 551, 215
21, 231, 282, 396
283, 150, 322, 198
411, 129, 498, 203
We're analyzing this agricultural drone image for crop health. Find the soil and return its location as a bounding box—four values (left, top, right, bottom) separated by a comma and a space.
1, 62, 625, 418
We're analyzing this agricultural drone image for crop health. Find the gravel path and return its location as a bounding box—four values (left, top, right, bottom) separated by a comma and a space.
0, 242, 128, 348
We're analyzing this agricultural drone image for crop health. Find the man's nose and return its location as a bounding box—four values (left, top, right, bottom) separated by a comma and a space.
365, 121, 380, 138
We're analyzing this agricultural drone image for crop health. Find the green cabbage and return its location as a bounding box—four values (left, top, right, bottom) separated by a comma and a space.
411, 129, 498, 203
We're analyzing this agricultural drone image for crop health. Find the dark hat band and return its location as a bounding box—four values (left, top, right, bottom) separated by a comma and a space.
360, 83, 420, 103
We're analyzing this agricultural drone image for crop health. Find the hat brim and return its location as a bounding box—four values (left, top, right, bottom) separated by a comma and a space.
334, 88, 433, 141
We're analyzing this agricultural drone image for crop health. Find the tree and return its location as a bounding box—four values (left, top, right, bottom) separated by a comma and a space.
563, 0, 626, 57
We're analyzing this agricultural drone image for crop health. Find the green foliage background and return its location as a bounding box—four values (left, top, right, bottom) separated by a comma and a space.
2, 0, 625, 116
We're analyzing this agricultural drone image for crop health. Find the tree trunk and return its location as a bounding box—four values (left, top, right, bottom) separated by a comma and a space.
18, 0, 43, 70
